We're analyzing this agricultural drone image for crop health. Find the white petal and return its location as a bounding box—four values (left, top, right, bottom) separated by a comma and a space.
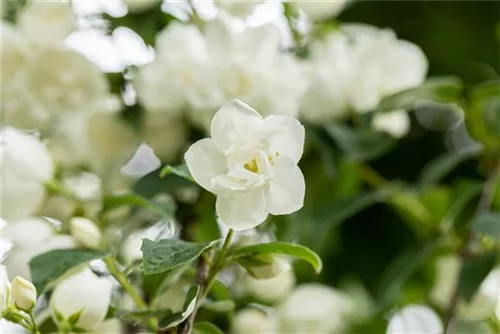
184, 138, 226, 193
210, 100, 263, 150
204, 17, 233, 61
263, 115, 305, 163
266, 158, 305, 215
216, 188, 268, 231
120, 143, 161, 178
238, 23, 281, 65
387, 305, 443, 334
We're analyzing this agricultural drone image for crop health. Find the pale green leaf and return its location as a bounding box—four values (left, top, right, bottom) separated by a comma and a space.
472, 212, 500, 240
194, 321, 224, 334
102, 192, 175, 218
160, 164, 194, 182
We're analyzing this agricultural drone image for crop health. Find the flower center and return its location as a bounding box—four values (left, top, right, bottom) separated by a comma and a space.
244, 159, 259, 173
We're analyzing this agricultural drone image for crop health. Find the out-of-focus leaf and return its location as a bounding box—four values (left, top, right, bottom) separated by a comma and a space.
419, 187, 453, 224
325, 124, 396, 161
455, 320, 494, 334
375, 241, 437, 308
194, 321, 224, 334
29, 249, 107, 293
458, 252, 497, 302
439, 181, 482, 231
232, 242, 322, 274
160, 164, 195, 182
378, 76, 463, 111
202, 299, 235, 312
472, 211, 500, 240
102, 192, 175, 219
419, 151, 477, 186
142, 239, 219, 275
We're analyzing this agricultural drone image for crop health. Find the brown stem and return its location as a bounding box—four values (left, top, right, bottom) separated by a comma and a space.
444, 161, 500, 334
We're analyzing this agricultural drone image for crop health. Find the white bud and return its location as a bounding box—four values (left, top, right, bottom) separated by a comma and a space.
244, 269, 295, 303
372, 109, 411, 138
0, 265, 11, 313
51, 268, 112, 331
10, 276, 37, 311
387, 304, 443, 334
70, 217, 101, 249
232, 308, 276, 334
245, 255, 290, 279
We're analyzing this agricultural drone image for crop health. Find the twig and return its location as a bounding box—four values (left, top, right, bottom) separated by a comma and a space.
444, 160, 500, 334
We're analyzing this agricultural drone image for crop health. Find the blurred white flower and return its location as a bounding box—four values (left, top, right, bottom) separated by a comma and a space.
18, 0, 75, 46
123, 0, 161, 12
185, 100, 305, 230
142, 114, 187, 162
372, 110, 411, 138
343, 24, 428, 112
188, 18, 305, 128
0, 21, 31, 87
156, 280, 189, 312
215, 0, 264, 17
3, 218, 76, 279
386, 304, 443, 334
10, 276, 37, 311
244, 269, 295, 303
430, 255, 461, 308
0, 265, 10, 313
245, 254, 290, 279
293, 0, 347, 21
1, 127, 54, 220
70, 217, 102, 249
134, 22, 210, 115
232, 308, 276, 334
277, 283, 354, 333
0, 218, 12, 262
51, 268, 112, 331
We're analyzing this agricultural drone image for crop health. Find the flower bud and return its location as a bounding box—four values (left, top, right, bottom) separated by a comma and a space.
0, 265, 11, 313
387, 304, 443, 334
232, 308, 275, 334
244, 255, 290, 279
10, 276, 37, 311
244, 269, 295, 303
70, 217, 101, 249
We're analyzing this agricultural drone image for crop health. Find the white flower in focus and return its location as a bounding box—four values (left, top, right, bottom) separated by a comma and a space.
386, 304, 443, 334
123, 0, 161, 12
372, 110, 411, 138
10, 276, 37, 311
244, 269, 295, 303
0, 265, 10, 313
232, 308, 276, 334
293, 0, 347, 21
70, 217, 102, 249
185, 100, 305, 230
343, 24, 428, 112
277, 283, 354, 333
1, 127, 54, 220
215, 0, 264, 17
134, 23, 210, 115
18, 0, 75, 45
51, 268, 112, 331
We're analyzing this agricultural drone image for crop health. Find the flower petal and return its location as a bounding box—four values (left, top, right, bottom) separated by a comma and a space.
267, 158, 305, 215
184, 138, 226, 193
263, 115, 305, 164
216, 188, 268, 231
210, 100, 263, 150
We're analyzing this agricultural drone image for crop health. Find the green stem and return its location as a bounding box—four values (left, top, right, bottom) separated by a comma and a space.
104, 256, 158, 332
28, 312, 40, 334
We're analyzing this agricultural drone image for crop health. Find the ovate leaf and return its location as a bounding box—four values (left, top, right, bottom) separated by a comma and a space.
142, 239, 219, 275
160, 164, 194, 182
194, 321, 224, 334
158, 285, 199, 329
458, 253, 497, 302
29, 249, 107, 293
419, 151, 477, 186
472, 212, 500, 240
102, 192, 175, 218
233, 242, 322, 274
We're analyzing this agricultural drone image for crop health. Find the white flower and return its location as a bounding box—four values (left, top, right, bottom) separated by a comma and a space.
90, 318, 123, 334
215, 0, 264, 17
276, 283, 354, 333
463, 268, 500, 320
51, 268, 112, 331
142, 113, 187, 162
5, 47, 109, 129
18, 0, 75, 46
0, 265, 10, 313
10, 277, 37, 311
293, 0, 347, 21
134, 22, 210, 115
372, 110, 411, 138
188, 19, 306, 128
185, 100, 305, 230
343, 24, 428, 112
244, 269, 295, 303
386, 304, 443, 334
232, 308, 276, 334
70, 217, 102, 249
123, 0, 161, 12
0, 21, 31, 87
1, 127, 54, 220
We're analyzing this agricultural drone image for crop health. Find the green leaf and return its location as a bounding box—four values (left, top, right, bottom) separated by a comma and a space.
29, 249, 107, 293
378, 76, 463, 111
142, 239, 220, 275
419, 151, 477, 186
160, 164, 194, 182
325, 124, 396, 162
455, 320, 494, 334
472, 211, 500, 240
458, 253, 498, 302
102, 192, 175, 219
233, 242, 322, 274
194, 321, 224, 334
